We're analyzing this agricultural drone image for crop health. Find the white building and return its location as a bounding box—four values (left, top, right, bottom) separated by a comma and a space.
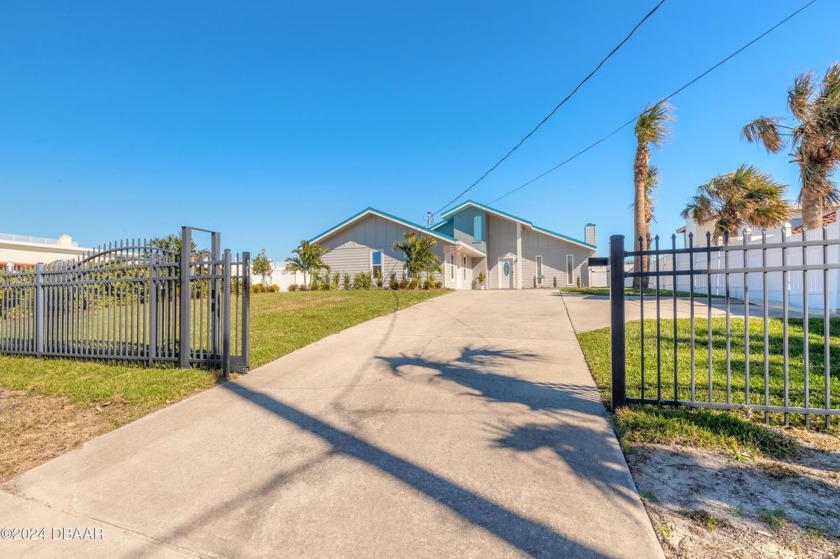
0, 233, 91, 270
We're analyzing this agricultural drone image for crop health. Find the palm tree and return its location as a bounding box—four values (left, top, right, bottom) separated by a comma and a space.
630, 165, 659, 234
743, 62, 840, 229
681, 165, 790, 241
284, 240, 329, 286
393, 232, 440, 286
633, 101, 672, 288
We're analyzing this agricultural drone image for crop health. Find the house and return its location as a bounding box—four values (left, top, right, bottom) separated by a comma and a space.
307, 201, 597, 289
0, 233, 90, 270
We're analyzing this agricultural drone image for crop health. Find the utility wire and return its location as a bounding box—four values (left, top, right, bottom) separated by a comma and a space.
432, 0, 668, 216
488, 0, 818, 205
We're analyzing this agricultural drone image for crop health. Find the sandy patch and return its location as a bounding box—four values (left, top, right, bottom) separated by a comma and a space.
629, 434, 840, 558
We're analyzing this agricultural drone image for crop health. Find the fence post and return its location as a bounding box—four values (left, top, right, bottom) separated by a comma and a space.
34, 263, 45, 357
148, 254, 157, 367
222, 249, 232, 379
211, 231, 221, 356
241, 251, 251, 371
610, 235, 627, 410
179, 226, 191, 369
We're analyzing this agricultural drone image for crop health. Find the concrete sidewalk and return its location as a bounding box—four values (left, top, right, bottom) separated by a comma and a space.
1, 290, 663, 558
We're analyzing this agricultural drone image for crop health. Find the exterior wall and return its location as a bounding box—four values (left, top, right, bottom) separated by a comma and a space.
0, 236, 90, 268
520, 228, 594, 288
486, 214, 519, 289
449, 206, 487, 253
317, 214, 447, 283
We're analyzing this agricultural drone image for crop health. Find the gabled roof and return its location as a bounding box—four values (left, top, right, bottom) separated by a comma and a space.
309, 207, 485, 256
433, 200, 596, 250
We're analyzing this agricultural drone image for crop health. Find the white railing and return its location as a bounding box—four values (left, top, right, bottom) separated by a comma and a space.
0, 233, 78, 247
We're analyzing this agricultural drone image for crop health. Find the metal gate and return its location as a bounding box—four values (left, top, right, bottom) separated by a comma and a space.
0, 226, 250, 376
609, 229, 838, 427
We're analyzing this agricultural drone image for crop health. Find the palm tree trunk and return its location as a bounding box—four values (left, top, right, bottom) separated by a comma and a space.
801, 183, 824, 230
633, 145, 649, 290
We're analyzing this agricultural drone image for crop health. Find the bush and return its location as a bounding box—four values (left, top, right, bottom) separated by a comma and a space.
267, 284, 279, 293
333, 272, 340, 289
288, 284, 298, 292
251, 283, 266, 294
553, 276, 557, 288
533, 277, 537, 289
343, 273, 351, 290
434, 281, 442, 289
375, 270, 383, 288
353, 272, 373, 289
389, 272, 398, 290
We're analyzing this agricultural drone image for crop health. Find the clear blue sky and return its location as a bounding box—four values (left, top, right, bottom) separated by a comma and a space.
1, 1, 838, 257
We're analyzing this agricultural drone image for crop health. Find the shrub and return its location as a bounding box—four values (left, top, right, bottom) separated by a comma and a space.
288, 284, 298, 292
353, 272, 373, 289
343, 273, 351, 290
576, 276, 582, 287
434, 281, 442, 289
477, 271, 486, 288
333, 272, 340, 289
375, 270, 383, 288
267, 284, 279, 293
389, 272, 399, 290
553, 276, 557, 288
533, 277, 537, 288
251, 283, 266, 294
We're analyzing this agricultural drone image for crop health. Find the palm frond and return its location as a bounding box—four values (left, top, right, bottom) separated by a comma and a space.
788, 71, 814, 121
683, 165, 790, 239
635, 101, 673, 148
742, 117, 785, 153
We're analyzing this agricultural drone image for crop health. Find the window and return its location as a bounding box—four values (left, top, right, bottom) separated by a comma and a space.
463, 257, 467, 281
566, 255, 574, 284
536, 255, 543, 286
371, 251, 382, 279
450, 255, 455, 279
474, 215, 483, 242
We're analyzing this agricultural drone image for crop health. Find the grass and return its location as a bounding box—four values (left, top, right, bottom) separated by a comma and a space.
0, 289, 445, 480
757, 508, 787, 532
578, 317, 840, 424
613, 406, 798, 459
575, 316, 834, 457
249, 290, 444, 367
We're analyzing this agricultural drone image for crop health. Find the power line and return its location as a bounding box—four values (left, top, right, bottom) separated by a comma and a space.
432, 0, 668, 216
488, 0, 818, 205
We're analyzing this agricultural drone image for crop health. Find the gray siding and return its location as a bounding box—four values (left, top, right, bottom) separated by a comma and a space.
450, 206, 487, 253
318, 214, 447, 283
486, 214, 518, 289
521, 228, 594, 288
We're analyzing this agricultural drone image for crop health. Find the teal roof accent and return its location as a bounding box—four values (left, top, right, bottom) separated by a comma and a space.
438, 200, 596, 250
309, 207, 460, 245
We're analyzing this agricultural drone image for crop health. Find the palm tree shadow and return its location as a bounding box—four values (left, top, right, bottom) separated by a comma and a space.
377, 345, 603, 413
488, 420, 640, 509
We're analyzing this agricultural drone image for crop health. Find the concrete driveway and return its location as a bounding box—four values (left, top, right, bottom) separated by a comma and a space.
1, 290, 663, 559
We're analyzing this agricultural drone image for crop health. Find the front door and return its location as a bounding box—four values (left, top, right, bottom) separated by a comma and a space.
499, 258, 513, 289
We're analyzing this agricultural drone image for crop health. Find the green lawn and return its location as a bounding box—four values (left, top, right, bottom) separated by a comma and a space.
0, 289, 446, 479
578, 317, 840, 455
0, 289, 445, 407
248, 289, 445, 367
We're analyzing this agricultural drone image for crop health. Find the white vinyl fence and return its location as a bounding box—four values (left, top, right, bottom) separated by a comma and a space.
638, 222, 840, 312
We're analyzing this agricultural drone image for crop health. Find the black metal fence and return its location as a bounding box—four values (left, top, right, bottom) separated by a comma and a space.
609, 228, 839, 427
0, 226, 250, 376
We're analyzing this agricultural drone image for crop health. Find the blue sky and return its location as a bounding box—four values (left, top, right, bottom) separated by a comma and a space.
1, 1, 838, 257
